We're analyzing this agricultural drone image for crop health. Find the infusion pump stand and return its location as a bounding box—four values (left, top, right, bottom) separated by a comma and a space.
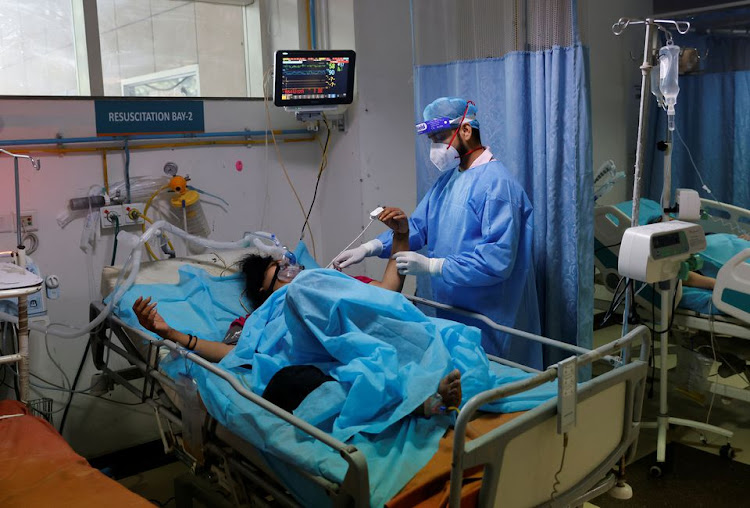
617, 220, 733, 475
618, 221, 706, 283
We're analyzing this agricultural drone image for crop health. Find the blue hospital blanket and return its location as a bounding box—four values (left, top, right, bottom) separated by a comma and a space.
112, 263, 555, 506
109, 265, 247, 342
614, 199, 664, 225
196, 270, 555, 506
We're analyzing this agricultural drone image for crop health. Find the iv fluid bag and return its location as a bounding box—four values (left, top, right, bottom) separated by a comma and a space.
659, 43, 680, 130
650, 62, 665, 108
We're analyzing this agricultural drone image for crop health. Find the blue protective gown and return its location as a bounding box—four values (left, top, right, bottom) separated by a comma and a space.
378, 160, 542, 369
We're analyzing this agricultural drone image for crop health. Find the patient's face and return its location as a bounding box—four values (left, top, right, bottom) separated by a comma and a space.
261, 261, 289, 295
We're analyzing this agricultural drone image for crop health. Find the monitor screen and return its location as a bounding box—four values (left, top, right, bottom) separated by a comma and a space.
274, 50, 356, 107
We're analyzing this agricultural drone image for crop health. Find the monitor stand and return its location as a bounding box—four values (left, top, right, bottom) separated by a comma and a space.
285, 106, 339, 122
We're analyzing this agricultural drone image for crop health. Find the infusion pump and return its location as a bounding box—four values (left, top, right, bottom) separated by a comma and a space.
618, 221, 706, 283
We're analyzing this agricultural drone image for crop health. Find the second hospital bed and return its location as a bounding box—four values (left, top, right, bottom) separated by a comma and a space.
89, 247, 651, 507
595, 198, 750, 403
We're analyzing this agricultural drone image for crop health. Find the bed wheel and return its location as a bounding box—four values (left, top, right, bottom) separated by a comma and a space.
720, 444, 736, 461
648, 464, 663, 478
608, 481, 633, 500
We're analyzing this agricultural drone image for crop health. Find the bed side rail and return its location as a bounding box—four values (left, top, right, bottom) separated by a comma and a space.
448, 325, 651, 508
712, 247, 750, 322
700, 198, 750, 235
407, 295, 623, 367
594, 205, 631, 252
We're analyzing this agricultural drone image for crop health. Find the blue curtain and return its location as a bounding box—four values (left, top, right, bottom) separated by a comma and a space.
646, 34, 750, 209
413, 45, 594, 364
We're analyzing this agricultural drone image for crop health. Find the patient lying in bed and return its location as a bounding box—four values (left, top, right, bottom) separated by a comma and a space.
132, 207, 463, 415
119, 211, 555, 506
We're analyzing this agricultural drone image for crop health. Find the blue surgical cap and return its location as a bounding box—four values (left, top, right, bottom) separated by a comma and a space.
422, 97, 480, 130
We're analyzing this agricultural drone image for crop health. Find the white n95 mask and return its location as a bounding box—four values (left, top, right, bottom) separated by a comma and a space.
430, 142, 460, 172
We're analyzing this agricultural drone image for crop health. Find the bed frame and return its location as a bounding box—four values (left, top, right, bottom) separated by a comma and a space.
89, 276, 650, 508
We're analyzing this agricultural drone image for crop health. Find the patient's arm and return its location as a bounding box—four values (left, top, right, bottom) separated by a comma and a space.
133, 296, 234, 362
685, 271, 716, 291
368, 207, 408, 292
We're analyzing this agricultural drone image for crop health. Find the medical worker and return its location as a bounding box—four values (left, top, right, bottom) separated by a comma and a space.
334, 97, 542, 368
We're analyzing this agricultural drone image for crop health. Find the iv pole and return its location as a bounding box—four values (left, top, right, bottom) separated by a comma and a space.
612, 18, 734, 478
0, 149, 42, 403
0, 148, 41, 269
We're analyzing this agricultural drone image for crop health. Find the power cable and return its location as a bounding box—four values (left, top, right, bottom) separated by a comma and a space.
549, 433, 569, 503
300, 115, 332, 242
261, 67, 317, 259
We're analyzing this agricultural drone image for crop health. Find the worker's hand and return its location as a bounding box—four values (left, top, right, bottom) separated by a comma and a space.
378, 207, 409, 235
132, 296, 171, 339
392, 251, 445, 277
333, 239, 383, 270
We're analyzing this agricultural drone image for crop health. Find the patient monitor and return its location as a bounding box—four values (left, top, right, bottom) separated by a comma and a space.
618, 221, 706, 283
274, 50, 356, 122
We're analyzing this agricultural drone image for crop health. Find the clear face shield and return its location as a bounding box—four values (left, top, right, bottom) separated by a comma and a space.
416, 101, 477, 172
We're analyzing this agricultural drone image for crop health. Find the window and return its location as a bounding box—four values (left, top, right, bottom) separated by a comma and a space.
0, 1, 79, 95
98, 0, 255, 97
0, 0, 309, 98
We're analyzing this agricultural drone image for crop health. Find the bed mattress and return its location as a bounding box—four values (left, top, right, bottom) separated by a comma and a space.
0, 400, 153, 508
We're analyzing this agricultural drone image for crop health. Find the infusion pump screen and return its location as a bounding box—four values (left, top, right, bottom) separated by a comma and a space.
276, 53, 354, 105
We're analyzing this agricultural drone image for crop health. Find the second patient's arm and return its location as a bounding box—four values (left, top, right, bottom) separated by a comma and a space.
368, 207, 409, 292
685, 271, 716, 291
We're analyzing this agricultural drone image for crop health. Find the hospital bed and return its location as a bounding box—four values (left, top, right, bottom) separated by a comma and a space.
89, 248, 651, 507
594, 198, 750, 404
0, 399, 155, 508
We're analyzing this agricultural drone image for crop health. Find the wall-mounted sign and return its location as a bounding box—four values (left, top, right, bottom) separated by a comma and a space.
94, 100, 205, 136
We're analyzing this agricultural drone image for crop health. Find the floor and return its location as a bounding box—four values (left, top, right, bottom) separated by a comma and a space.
593, 324, 750, 466
116, 324, 750, 506
586, 324, 750, 507
119, 461, 186, 507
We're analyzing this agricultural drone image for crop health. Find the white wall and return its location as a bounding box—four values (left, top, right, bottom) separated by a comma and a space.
0, 99, 326, 456
317, 0, 416, 285
584, 0, 654, 205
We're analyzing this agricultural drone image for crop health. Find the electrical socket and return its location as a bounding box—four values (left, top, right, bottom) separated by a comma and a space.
6, 210, 38, 232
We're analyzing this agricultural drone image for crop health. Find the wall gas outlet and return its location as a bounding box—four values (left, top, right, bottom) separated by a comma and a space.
100, 203, 146, 229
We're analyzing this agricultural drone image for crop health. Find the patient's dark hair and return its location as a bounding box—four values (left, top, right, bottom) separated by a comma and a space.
241, 254, 275, 309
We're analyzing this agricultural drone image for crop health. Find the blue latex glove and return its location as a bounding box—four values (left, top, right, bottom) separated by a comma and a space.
393, 251, 444, 277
